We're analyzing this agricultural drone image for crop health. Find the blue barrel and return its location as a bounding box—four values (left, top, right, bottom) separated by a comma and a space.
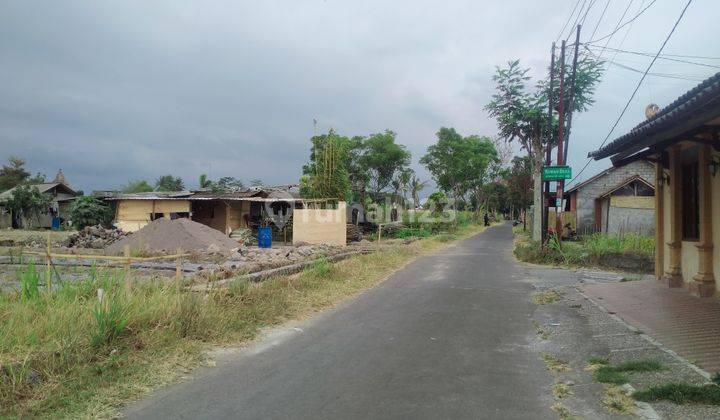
258, 227, 272, 248
51, 217, 61, 230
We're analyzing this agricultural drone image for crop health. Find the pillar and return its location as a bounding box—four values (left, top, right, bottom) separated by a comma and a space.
690, 145, 715, 296
663, 146, 683, 287
654, 161, 664, 280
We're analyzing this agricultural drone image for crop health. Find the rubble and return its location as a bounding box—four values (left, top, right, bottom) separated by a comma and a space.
346, 224, 363, 242
67, 225, 127, 249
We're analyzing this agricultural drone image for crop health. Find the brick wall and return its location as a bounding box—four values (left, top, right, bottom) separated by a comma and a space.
574, 160, 655, 234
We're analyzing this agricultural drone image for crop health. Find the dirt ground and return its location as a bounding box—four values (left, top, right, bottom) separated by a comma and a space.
0, 229, 75, 245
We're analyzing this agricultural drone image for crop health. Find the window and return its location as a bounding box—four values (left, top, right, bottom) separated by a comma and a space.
681, 160, 700, 241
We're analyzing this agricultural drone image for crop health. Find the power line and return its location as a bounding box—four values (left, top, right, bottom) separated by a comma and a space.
564, 0, 589, 42
567, 0, 694, 187
586, 45, 720, 68
585, 46, 707, 81
589, 0, 611, 40
556, 0, 582, 43
578, 0, 597, 28
593, 0, 634, 60
607, 0, 645, 68
586, 0, 657, 44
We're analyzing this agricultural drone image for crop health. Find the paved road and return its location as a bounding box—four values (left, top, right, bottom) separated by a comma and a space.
126, 224, 553, 419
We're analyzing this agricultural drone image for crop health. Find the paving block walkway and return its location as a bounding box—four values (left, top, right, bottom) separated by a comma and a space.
581, 280, 720, 375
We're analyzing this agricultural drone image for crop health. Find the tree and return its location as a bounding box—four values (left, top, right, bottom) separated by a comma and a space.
425, 191, 448, 214
198, 174, 213, 189
301, 130, 351, 201
409, 175, 428, 209
485, 56, 602, 240
390, 168, 413, 207
360, 130, 411, 198
507, 155, 533, 229
68, 196, 114, 228
420, 128, 498, 209
121, 180, 153, 193
216, 177, 244, 190
0, 156, 31, 192
155, 175, 184, 191
3, 185, 52, 228
249, 178, 264, 187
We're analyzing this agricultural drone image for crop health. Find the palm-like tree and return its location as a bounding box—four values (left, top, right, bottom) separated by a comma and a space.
410, 175, 428, 209
199, 173, 212, 189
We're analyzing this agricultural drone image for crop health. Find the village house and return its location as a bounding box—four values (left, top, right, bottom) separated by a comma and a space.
563, 160, 655, 235
589, 72, 720, 297
0, 170, 78, 229
106, 185, 347, 246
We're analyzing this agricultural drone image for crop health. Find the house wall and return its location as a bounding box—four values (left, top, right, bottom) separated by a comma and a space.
575, 160, 655, 234
713, 156, 720, 293
606, 196, 655, 235
115, 200, 191, 232
192, 201, 228, 234
293, 202, 346, 247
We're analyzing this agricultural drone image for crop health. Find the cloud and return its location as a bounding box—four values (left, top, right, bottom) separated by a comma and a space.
1, 0, 717, 192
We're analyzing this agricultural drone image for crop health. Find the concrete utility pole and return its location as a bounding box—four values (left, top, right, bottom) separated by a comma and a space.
542, 43, 556, 246
555, 40, 566, 241
564, 25, 582, 165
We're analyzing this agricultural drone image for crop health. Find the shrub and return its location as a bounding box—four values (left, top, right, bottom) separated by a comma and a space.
91, 293, 130, 347
18, 262, 40, 301
67, 196, 114, 229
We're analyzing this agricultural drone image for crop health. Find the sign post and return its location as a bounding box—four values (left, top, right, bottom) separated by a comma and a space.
542, 165, 572, 181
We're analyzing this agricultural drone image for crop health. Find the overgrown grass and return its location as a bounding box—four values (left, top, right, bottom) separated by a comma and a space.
0, 222, 486, 418
514, 230, 654, 273
633, 383, 720, 405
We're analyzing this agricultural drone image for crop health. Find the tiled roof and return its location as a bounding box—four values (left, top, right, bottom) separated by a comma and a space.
589, 71, 720, 160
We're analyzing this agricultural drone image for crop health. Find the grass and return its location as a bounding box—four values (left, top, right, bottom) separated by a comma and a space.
533, 321, 550, 340
0, 221, 487, 418
553, 381, 573, 398
593, 359, 664, 384
532, 290, 563, 305
602, 385, 636, 414
542, 353, 570, 373
633, 383, 720, 405
513, 230, 654, 273
551, 402, 577, 419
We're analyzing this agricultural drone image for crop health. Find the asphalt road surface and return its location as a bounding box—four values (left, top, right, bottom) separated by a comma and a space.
125, 223, 553, 419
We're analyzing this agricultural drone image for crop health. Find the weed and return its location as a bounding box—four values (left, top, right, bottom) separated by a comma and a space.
602, 385, 635, 414
587, 356, 610, 366
593, 359, 663, 384
91, 292, 130, 347
533, 321, 550, 340
633, 383, 720, 405
542, 353, 570, 373
551, 402, 577, 419
533, 290, 563, 305
713, 372, 720, 386
18, 262, 40, 301
553, 381, 573, 398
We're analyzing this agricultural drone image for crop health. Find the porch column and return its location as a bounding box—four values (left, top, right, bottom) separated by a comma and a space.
663, 145, 682, 287
654, 161, 664, 280
690, 145, 715, 296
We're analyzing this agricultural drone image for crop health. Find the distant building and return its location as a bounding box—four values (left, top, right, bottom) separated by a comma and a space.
0, 170, 78, 228
564, 160, 655, 235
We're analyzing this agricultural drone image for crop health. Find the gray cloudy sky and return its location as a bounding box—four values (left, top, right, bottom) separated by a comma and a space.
2, 0, 719, 193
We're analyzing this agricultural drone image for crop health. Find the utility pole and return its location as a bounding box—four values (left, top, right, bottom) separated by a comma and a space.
564, 25, 582, 164
555, 40, 566, 241
542, 43, 556, 246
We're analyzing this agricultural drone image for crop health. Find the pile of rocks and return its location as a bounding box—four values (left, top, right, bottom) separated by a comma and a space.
221, 244, 341, 271
67, 225, 127, 249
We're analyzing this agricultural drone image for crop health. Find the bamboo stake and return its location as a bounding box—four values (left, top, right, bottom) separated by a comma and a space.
45, 230, 52, 290
175, 247, 182, 285
377, 224, 382, 248
123, 245, 131, 293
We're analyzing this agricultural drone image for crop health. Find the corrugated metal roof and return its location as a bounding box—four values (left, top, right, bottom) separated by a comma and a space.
589, 71, 720, 160
0, 182, 76, 200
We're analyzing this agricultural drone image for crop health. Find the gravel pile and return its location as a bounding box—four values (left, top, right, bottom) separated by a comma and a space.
67, 225, 127, 249
105, 218, 241, 255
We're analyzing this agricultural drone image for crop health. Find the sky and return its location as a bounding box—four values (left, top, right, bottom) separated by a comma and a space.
1, 0, 719, 194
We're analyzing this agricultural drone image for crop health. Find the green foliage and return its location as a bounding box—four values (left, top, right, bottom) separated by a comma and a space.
581, 233, 654, 258
426, 191, 448, 213
301, 130, 352, 201
409, 174, 428, 209
0, 156, 35, 192
393, 228, 432, 239
154, 175, 184, 192
198, 174, 213, 189
633, 383, 720, 405
18, 262, 41, 301
507, 155, 533, 213
68, 196, 113, 229
216, 176, 244, 191
121, 179, 153, 193
3, 185, 53, 228
594, 360, 664, 385
360, 130, 411, 196
249, 178, 263, 187
420, 128, 498, 207
91, 292, 130, 347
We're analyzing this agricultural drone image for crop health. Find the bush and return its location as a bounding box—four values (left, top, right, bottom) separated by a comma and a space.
68, 196, 114, 229
91, 292, 130, 347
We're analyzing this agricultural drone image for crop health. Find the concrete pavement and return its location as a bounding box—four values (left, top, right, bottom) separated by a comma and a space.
125, 224, 554, 419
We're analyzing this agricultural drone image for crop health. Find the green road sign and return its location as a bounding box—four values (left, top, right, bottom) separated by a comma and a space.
542, 165, 572, 181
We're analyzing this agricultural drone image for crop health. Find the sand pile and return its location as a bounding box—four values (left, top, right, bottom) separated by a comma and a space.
105, 218, 240, 255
